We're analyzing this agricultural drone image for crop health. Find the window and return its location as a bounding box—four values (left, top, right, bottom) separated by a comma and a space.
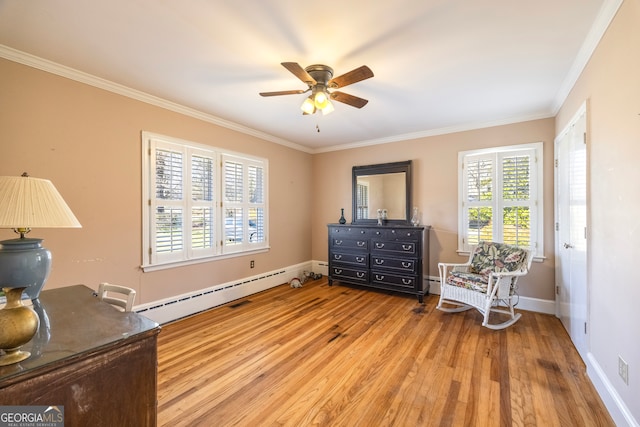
221, 154, 266, 252
458, 142, 543, 258
142, 132, 268, 270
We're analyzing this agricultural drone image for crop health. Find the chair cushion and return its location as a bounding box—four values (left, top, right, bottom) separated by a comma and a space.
469, 241, 527, 275
446, 271, 489, 293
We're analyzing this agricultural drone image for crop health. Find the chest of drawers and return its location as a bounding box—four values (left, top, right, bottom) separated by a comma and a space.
327, 224, 429, 303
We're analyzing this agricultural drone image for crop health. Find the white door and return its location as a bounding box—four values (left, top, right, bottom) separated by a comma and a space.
555, 103, 588, 362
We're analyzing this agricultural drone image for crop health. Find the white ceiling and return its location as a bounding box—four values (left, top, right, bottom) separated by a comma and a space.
0, 0, 615, 152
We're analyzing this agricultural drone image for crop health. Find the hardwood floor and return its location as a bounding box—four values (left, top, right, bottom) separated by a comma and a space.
157, 278, 614, 427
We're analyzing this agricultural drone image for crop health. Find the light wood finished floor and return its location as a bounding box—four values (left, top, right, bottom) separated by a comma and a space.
157, 278, 614, 427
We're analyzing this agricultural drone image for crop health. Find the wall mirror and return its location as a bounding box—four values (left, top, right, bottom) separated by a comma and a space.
352, 160, 412, 224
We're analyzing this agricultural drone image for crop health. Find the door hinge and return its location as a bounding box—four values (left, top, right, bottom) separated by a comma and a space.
556, 285, 559, 295
555, 222, 559, 231
584, 322, 587, 334
554, 159, 558, 167
583, 132, 587, 144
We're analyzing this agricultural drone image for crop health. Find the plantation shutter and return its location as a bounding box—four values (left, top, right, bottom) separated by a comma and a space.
222, 155, 267, 250
248, 164, 265, 243
223, 158, 243, 247
461, 147, 538, 254
190, 153, 215, 254
501, 153, 532, 247
142, 131, 269, 270
152, 145, 185, 263
463, 155, 493, 247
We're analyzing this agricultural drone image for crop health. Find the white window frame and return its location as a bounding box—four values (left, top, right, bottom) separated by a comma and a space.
220, 153, 267, 254
141, 132, 269, 271
458, 142, 544, 260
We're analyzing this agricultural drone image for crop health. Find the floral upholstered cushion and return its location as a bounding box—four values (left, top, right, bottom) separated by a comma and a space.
446, 271, 489, 293
469, 241, 528, 275
445, 242, 528, 294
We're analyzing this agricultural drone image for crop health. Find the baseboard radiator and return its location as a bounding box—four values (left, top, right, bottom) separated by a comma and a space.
135, 261, 327, 324
136, 262, 553, 325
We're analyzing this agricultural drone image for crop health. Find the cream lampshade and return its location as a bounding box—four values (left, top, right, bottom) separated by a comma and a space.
0, 173, 81, 300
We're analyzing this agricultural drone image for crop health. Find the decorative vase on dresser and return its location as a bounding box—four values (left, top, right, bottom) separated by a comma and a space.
327, 223, 430, 303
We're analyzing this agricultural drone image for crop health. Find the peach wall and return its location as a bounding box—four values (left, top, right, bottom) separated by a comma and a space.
312, 118, 556, 300
555, 0, 640, 422
0, 58, 313, 304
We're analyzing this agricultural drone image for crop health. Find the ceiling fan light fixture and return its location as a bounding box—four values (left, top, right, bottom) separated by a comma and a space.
301, 97, 316, 114
321, 99, 334, 115
262, 62, 373, 115
313, 90, 329, 109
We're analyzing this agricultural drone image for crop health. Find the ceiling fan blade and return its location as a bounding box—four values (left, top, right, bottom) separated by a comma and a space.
259, 90, 306, 97
328, 65, 374, 89
330, 91, 369, 108
281, 62, 316, 85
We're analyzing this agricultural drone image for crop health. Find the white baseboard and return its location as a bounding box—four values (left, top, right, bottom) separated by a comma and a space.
587, 353, 639, 427
135, 261, 313, 324
136, 268, 554, 324
425, 275, 555, 314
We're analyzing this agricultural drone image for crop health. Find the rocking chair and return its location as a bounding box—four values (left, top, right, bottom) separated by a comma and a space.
437, 241, 533, 330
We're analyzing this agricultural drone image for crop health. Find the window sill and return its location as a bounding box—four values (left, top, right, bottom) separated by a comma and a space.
141, 247, 270, 272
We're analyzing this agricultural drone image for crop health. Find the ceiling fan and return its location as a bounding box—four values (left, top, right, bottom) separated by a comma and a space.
259, 62, 374, 115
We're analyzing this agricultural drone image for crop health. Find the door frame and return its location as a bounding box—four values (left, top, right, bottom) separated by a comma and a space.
554, 100, 589, 362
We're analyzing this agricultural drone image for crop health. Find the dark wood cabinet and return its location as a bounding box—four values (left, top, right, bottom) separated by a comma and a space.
0, 285, 160, 427
327, 224, 429, 302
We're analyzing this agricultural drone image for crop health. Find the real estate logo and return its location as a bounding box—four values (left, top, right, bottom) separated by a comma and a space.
0, 406, 64, 427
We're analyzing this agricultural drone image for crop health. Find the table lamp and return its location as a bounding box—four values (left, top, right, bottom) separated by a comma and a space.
0, 173, 82, 300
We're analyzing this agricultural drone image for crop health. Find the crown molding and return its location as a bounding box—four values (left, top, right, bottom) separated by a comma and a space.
551, 0, 624, 114
311, 112, 554, 154
0, 44, 313, 154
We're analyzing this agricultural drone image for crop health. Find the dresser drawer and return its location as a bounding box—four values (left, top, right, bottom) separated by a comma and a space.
370, 228, 422, 240
331, 251, 368, 267
371, 255, 417, 273
370, 271, 418, 290
331, 266, 368, 283
331, 237, 368, 251
371, 239, 417, 256
329, 226, 370, 238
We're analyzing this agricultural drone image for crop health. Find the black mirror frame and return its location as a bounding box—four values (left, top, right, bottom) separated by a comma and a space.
352, 160, 412, 225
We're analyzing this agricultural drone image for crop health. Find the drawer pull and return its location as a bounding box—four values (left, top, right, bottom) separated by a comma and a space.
335, 240, 343, 245
375, 274, 385, 280
357, 272, 365, 278
356, 256, 365, 263
375, 259, 384, 265
402, 278, 413, 285
334, 254, 342, 260
335, 269, 343, 274
357, 241, 366, 247
402, 261, 412, 268
402, 244, 412, 251
376, 243, 385, 249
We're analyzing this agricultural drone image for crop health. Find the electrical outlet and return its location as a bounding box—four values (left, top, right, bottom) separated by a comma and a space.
250, 260, 255, 268
618, 356, 629, 385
